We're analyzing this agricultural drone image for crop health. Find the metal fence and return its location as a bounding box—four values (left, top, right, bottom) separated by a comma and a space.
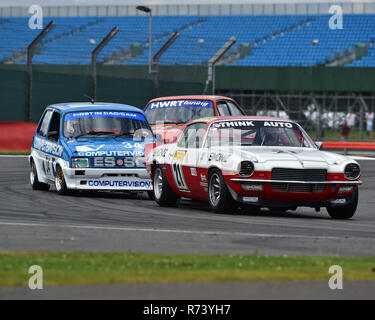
2, 2, 375, 17
219, 91, 375, 140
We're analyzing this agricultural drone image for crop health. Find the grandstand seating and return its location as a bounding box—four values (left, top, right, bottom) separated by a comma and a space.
0, 15, 374, 67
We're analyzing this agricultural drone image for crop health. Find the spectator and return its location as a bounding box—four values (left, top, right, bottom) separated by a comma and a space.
341, 120, 350, 141
346, 109, 356, 138
366, 110, 374, 139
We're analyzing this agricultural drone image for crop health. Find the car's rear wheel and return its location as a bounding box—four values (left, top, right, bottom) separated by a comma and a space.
55, 166, 69, 195
327, 189, 358, 220
153, 166, 178, 207
208, 168, 237, 214
30, 160, 50, 191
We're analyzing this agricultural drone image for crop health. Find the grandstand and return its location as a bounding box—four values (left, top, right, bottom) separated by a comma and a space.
1, 14, 375, 67
0, 2, 374, 136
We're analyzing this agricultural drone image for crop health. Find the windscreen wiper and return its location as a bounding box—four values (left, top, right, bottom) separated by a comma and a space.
113, 133, 134, 138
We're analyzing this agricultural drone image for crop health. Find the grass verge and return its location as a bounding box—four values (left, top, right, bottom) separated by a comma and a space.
0, 151, 30, 155
0, 252, 374, 287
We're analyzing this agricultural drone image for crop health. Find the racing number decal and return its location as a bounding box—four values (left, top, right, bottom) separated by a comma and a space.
172, 151, 189, 191
173, 163, 187, 189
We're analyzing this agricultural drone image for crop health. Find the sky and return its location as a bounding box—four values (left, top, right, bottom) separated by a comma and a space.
1, 0, 374, 7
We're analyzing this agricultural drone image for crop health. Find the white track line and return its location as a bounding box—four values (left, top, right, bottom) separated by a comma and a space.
0, 221, 372, 241
350, 156, 375, 160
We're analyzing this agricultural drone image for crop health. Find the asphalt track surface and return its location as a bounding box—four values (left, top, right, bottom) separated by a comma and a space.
0, 156, 374, 299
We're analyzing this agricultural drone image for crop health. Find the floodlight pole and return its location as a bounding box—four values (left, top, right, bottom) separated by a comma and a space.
91, 27, 119, 102
152, 32, 179, 98
204, 37, 236, 95
25, 21, 55, 122
136, 5, 152, 74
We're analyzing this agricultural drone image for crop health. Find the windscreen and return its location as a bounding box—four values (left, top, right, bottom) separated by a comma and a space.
206, 120, 315, 148
145, 99, 215, 125
63, 111, 151, 139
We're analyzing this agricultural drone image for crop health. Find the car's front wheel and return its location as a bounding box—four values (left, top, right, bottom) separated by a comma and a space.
327, 188, 358, 220
55, 166, 69, 195
153, 166, 178, 207
208, 168, 237, 214
30, 160, 50, 191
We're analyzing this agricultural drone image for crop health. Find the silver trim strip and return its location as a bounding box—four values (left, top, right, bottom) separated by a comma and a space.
230, 179, 363, 185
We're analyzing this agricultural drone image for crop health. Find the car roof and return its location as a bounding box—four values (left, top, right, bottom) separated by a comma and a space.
46, 102, 145, 115
189, 116, 294, 126
147, 95, 236, 103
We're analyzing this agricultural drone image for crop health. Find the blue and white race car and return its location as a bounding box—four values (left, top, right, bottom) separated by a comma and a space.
29, 102, 154, 196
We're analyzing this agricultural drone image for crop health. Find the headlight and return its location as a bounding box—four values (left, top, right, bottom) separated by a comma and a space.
344, 163, 360, 180
239, 161, 254, 177
72, 158, 89, 168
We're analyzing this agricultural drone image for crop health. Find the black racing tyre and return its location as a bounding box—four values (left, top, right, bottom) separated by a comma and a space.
153, 166, 178, 207
208, 168, 237, 214
327, 188, 358, 220
55, 165, 69, 195
30, 160, 50, 191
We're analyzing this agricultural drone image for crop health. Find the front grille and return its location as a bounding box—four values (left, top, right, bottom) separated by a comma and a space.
271, 183, 326, 193
271, 168, 327, 182
344, 163, 360, 180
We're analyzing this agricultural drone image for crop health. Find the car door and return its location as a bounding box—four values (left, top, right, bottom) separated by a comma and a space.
45, 111, 61, 179
34, 110, 53, 182
171, 122, 207, 194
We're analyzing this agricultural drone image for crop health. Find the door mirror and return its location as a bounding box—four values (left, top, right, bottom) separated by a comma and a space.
315, 141, 323, 150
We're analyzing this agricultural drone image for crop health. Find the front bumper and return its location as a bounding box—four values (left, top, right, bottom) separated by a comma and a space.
63, 167, 152, 191
227, 178, 362, 207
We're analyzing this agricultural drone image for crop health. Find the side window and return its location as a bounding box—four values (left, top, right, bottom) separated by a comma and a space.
227, 101, 244, 116
217, 102, 231, 116
47, 112, 61, 142
38, 110, 53, 138
177, 123, 207, 149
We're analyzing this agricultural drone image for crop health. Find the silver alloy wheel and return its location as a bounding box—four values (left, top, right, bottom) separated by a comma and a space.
30, 163, 36, 185
209, 173, 221, 207
153, 168, 163, 200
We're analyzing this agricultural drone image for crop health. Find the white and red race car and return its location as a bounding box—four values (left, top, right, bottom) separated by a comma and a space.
146, 116, 362, 219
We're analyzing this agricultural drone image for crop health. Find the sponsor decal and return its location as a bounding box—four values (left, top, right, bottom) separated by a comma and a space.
122, 142, 143, 149
201, 174, 207, 182
208, 152, 231, 163
77, 150, 144, 157
173, 150, 187, 161
200, 182, 208, 187
34, 136, 63, 157
190, 168, 197, 176
263, 121, 293, 128
154, 148, 168, 157
65, 111, 145, 121
213, 120, 294, 129
93, 157, 145, 168
213, 121, 255, 128
147, 100, 213, 110
87, 180, 152, 188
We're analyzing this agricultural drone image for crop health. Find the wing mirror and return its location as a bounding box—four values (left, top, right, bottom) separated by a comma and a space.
315, 141, 323, 150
